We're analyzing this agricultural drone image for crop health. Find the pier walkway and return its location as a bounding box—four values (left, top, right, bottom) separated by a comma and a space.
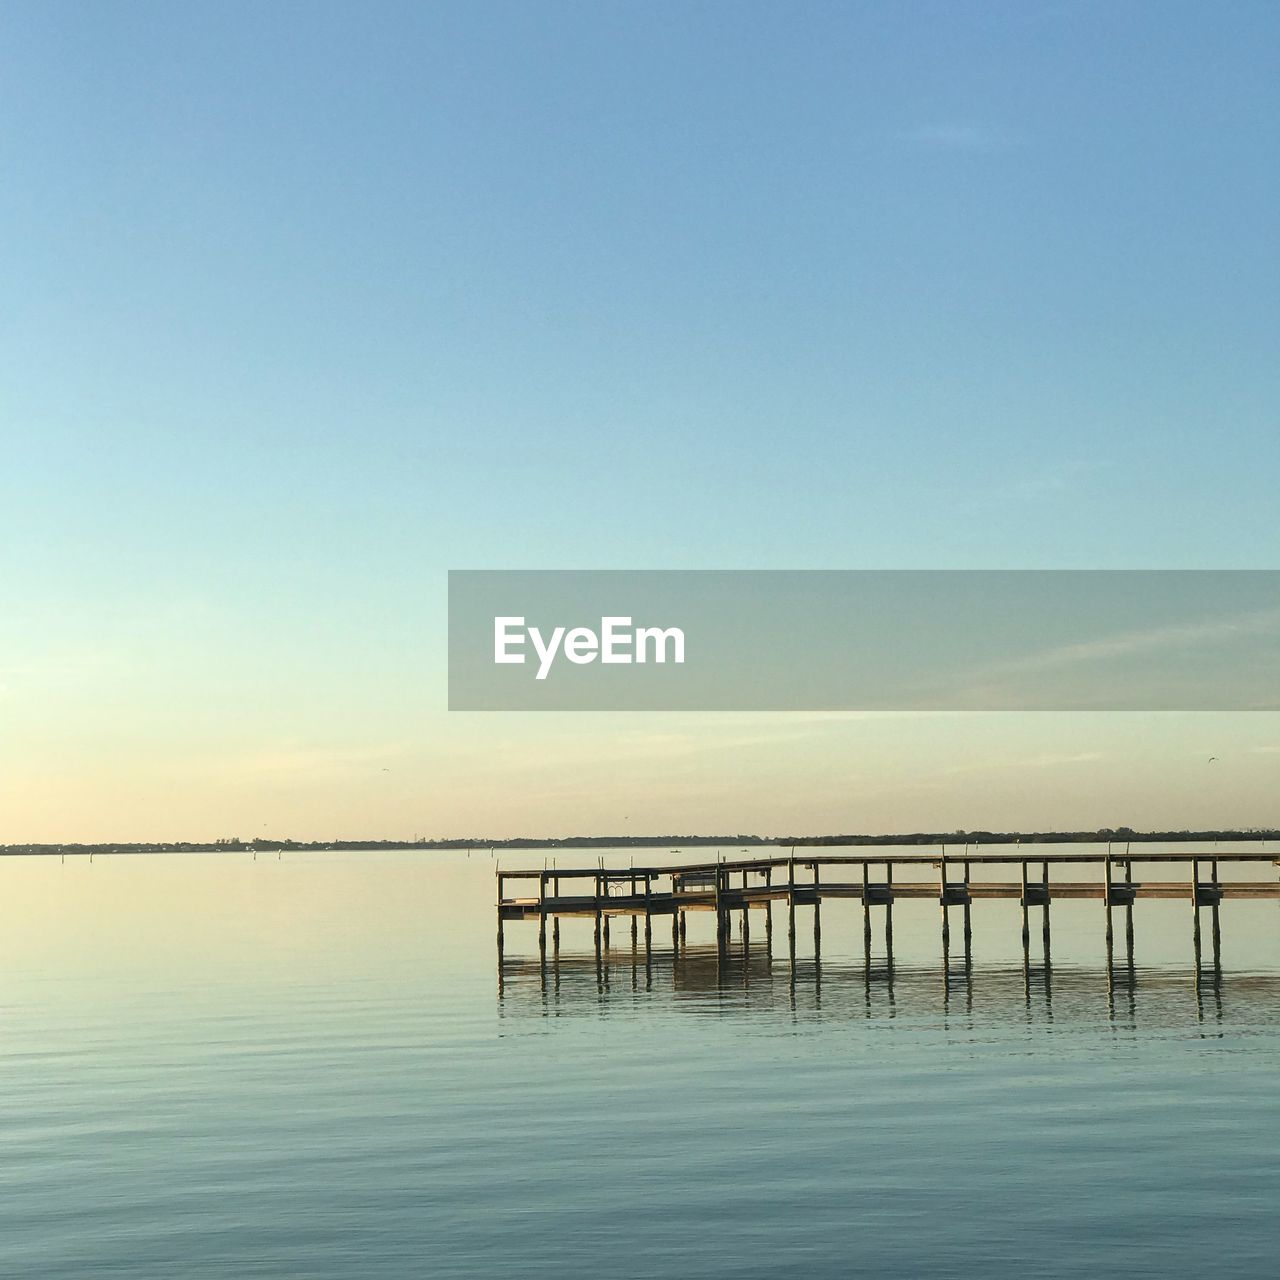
497, 848, 1280, 976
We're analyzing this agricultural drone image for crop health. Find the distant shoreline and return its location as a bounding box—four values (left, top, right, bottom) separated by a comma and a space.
2, 828, 1277, 856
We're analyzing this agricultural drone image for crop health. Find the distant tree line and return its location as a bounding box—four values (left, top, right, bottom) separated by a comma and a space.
2, 827, 1278, 856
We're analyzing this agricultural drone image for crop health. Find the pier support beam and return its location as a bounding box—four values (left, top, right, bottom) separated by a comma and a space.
963, 859, 973, 961
862, 862, 872, 966
813, 862, 822, 958
643, 873, 652, 954
787, 855, 797, 968
715, 863, 727, 956
1042, 860, 1052, 971
1104, 850, 1114, 956
885, 862, 894, 967
552, 874, 561, 953
496, 871, 506, 987
764, 867, 773, 957
537, 870, 548, 967
593, 873, 603, 952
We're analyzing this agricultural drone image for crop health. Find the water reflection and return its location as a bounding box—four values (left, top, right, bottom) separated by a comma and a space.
498, 935, 1280, 1036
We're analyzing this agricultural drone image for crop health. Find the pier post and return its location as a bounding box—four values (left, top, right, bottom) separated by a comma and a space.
537, 870, 548, 959
884, 861, 895, 967
630, 874, 638, 948
673, 902, 680, 954
643, 878, 653, 988
1104, 849, 1114, 953
812, 862, 822, 957
1192, 858, 1202, 970
496, 871, 506, 976
1018, 860, 1029, 952
1122, 858, 1133, 961
666, 871, 677, 954
764, 866, 773, 956
939, 851, 951, 961
715, 862, 726, 956
594, 873, 603, 952
1210, 856, 1222, 972
787, 854, 797, 967
643, 872, 652, 950
963, 859, 973, 958
553, 875, 561, 952
1020, 860, 1030, 977
1042, 859, 1052, 968
1211, 905, 1222, 972
862, 861, 872, 966
962, 860, 972, 967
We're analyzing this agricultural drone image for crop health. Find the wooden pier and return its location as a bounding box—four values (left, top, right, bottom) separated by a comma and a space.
497, 848, 1280, 983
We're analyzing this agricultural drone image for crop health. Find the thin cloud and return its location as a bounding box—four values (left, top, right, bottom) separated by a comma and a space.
987, 608, 1280, 679
941, 751, 1105, 778
165, 742, 415, 783
898, 123, 1014, 152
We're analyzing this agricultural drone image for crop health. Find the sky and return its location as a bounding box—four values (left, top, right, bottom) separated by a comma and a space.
2, 1, 1278, 841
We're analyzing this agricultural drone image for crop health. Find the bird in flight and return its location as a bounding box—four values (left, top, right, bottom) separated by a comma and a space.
1208, 756, 1219, 763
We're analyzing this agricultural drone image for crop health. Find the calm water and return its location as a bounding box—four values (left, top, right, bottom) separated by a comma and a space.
2, 845, 1278, 1278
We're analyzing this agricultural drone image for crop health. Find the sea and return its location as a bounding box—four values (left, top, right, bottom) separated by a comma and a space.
2, 843, 1277, 1278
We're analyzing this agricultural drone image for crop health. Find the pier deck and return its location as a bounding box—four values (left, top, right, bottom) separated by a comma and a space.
497, 849, 1280, 976
499, 851, 1280, 919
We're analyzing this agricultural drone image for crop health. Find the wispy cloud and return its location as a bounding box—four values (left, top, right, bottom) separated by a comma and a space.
982, 608, 1280, 680
932, 605, 1280, 711
164, 741, 415, 783
898, 122, 1014, 152
941, 751, 1105, 778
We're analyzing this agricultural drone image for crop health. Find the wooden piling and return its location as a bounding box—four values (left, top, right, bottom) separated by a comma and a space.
812, 861, 822, 955
939, 849, 952, 957
862, 861, 872, 964
496, 871, 506, 971
1210, 856, 1222, 970
787, 853, 797, 966
1191, 858, 1202, 966
1041, 859, 1051, 965
538, 870, 548, 956
884, 861, 895, 964
1103, 849, 1114, 951
764, 866, 773, 955
593, 873, 603, 951
714, 862, 726, 955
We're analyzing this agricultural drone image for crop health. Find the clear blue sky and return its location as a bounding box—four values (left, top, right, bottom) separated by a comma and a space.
3, 2, 1278, 839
